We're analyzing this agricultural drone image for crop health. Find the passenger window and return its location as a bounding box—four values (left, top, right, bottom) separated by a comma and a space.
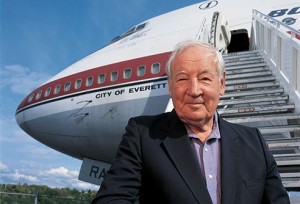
86, 76, 94, 87
75, 79, 82, 89
35, 90, 42, 100
54, 84, 61, 94
137, 65, 146, 76
151, 63, 160, 74
44, 88, 51, 97
64, 82, 71, 92
28, 93, 34, 103
98, 74, 106, 84
111, 71, 118, 82
124, 68, 132, 79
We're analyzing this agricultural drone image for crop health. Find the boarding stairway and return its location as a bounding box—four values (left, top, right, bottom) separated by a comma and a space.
218, 50, 300, 190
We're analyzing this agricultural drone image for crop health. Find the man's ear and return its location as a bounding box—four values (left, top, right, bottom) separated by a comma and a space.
220, 72, 226, 96
168, 79, 173, 98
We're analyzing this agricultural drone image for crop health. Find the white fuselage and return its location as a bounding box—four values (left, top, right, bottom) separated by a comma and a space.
16, 0, 300, 165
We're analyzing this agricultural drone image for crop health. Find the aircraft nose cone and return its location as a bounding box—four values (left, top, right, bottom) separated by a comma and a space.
15, 107, 32, 137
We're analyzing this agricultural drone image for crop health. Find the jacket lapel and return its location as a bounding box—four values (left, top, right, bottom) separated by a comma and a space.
161, 111, 212, 204
219, 117, 241, 204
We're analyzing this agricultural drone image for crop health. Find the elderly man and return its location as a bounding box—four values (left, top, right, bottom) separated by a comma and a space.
92, 40, 289, 204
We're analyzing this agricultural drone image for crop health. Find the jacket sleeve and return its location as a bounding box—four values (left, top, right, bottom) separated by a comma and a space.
258, 128, 290, 204
91, 118, 142, 204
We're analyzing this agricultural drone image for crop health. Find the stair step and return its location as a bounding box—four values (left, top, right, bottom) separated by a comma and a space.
259, 125, 300, 134
226, 71, 272, 80
226, 60, 265, 67
224, 56, 263, 63
223, 113, 300, 123
224, 49, 300, 189
226, 76, 276, 85
223, 50, 259, 58
274, 153, 300, 165
226, 63, 267, 70
267, 138, 300, 148
280, 173, 300, 188
226, 67, 269, 75
221, 88, 284, 99
218, 95, 288, 106
225, 81, 280, 91
219, 104, 295, 116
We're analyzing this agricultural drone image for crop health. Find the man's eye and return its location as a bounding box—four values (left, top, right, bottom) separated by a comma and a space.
202, 77, 211, 81
177, 78, 187, 82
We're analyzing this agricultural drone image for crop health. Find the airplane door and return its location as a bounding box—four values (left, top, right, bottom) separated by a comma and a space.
209, 12, 231, 53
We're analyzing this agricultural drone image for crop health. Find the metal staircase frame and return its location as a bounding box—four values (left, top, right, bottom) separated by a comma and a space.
251, 10, 300, 194
251, 9, 300, 113
219, 10, 300, 192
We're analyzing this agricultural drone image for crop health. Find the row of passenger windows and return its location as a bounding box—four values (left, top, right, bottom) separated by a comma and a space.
28, 63, 161, 103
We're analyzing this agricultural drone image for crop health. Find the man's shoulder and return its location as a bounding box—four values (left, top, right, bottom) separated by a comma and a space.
130, 111, 176, 127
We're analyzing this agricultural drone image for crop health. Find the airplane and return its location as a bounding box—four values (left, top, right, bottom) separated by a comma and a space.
15, 0, 300, 186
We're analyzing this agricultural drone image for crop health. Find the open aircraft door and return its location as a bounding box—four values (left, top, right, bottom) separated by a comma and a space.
209, 12, 231, 53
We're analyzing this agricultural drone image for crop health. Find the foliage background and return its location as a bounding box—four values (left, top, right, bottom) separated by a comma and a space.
0, 183, 97, 204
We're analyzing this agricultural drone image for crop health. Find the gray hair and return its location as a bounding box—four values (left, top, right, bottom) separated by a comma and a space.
165, 40, 225, 78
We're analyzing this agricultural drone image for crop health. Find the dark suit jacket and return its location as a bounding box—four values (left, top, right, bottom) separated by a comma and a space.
92, 111, 289, 204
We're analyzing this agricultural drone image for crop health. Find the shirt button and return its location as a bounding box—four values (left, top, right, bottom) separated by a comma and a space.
209, 175, 213, 179
204, 148, 208, 152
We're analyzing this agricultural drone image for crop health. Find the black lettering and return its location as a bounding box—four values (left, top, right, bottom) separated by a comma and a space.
98, 168, 106, 179
90, 165, 99, 178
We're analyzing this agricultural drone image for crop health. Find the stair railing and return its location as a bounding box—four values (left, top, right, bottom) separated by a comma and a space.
251, 9, 300, 113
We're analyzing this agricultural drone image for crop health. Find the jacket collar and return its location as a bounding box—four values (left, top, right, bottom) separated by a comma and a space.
219, 117, 241, 204
161, 111, 241, 204
161, 110, 213, 204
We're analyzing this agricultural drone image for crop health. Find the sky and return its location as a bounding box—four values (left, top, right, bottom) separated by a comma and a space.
0, 0, 201, 190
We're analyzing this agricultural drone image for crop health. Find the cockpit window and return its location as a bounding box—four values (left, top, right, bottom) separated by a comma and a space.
111, 22, 148, 43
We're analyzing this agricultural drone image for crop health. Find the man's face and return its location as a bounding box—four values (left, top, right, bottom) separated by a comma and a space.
168, 45, 225, 125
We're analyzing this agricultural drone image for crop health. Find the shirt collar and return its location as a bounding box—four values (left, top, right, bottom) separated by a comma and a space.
186, 112, 221, 140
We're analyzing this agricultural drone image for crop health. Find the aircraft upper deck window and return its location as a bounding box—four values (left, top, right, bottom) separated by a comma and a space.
35, 90, 42, 100
137, 65, 146, 76
151, 63, 160, 74
44, 88, 51, 97
98, 74, 105, 84
111, 71, 118, 82
75, 79, 82, 89
64, 82, 71, 92
54, 84, 61, 95
86, 76, 94, 87
111, 22, 148, 43
136, 23, 146, 30
124, 68, 132, 79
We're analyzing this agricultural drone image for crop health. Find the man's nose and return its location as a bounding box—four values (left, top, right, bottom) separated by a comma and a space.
187, 79, 203, 97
